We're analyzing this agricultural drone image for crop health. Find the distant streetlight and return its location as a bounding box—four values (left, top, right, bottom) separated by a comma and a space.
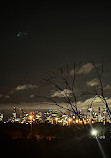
28, 115, 33, 133
55, 117, 58, 124
68, 118, 72, 126
29, 115, 33, 120
75, 119, 79, 124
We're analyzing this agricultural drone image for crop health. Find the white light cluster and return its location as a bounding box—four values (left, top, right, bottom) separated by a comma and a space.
91, 129, 98, 136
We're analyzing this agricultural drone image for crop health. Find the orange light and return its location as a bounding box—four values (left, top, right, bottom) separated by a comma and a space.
29, 115, 33, 120
55, 117, 58, 124
68, 118, 72, 122
55, 117, 58, 121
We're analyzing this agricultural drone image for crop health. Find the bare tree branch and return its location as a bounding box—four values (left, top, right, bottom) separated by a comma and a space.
41, 61, 111, 119
41, 64, 81, 116
91, 61, 104, 96
91, 60, 111, 117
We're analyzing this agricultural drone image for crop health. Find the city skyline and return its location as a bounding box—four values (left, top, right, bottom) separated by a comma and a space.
0, 102, 109, 124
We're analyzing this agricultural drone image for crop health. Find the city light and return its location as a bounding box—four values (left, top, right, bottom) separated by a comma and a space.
29, 115, 33, 120
55, 117, 58, 124
68, 118, 72, 125
68, 118, 72, 122
0, 106, 111, 126
75, 119, 79, 123
55, 117, 58, 120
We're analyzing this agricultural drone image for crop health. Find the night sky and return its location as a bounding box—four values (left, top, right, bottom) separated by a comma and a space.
1, 2, 111, 111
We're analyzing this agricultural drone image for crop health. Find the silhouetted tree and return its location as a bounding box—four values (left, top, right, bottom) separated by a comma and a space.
91, 61, 111, 118
40, 63, 82, 118
40, 61, 111, 119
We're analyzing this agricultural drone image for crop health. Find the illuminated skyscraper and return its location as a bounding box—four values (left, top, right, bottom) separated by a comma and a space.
12, 107, 16, 122
0, 113, 3, 121
20, 108, 24, 120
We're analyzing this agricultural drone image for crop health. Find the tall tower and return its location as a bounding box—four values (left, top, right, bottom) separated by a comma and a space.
0, 113, 3, 121
20, 108, 24, 120
12, 107, 16, 122
98, 107, 101, 122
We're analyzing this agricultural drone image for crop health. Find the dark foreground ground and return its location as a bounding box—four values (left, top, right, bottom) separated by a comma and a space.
0, 123, 111, 158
